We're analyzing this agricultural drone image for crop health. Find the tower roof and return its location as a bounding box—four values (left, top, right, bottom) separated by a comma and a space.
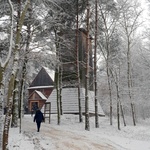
29, 67, 55, 87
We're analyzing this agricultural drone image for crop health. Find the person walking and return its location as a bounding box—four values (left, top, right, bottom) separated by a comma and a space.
34, 109, 45, 132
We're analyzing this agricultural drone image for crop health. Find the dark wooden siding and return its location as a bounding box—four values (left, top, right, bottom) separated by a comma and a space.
58, 29, 93, 90
28, 88, 53, 98
28, 92, 47, 111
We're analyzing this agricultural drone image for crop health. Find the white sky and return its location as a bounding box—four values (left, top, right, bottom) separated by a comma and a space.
139, 0, 149, 27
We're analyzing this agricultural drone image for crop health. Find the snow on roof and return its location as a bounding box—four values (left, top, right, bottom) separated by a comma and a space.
42, 66, 55, 81
35, 90, 47, 100
42, 88, 105, 116
27, 86, 54, 89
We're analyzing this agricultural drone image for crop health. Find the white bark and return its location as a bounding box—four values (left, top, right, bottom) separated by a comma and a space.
0, 0, 14, 148
3, 1, 30, 149
1, 0, 14, 68
118, 0, 142, 126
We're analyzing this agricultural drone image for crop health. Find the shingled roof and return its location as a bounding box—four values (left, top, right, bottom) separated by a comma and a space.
28, 90, 47, 100
35, 90, 47, 100
29, 67, 55, 87
41, 88, 105, 116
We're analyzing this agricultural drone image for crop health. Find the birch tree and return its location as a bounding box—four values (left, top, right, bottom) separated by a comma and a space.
117, 0, 142, 125
3, 1, 30, 149
19, 0, 32, 132
11, 0, 21, 128
0, 0, 14, 148
98, 0, 118, 125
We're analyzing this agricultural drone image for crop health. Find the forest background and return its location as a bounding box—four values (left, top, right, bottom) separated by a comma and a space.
0, 0, 150, 149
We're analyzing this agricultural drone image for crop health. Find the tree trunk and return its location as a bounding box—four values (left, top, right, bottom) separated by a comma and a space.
76, 0, 82, 123
3, 1, 30, 149
11, 0, 21, 129
56, 70, 60, 125
120, 104, 126, 126
19, 13, 32, 130
11, 79, 19, 128
59, 67, 63, 115
19, 18, 31, 131
0, 66, 4, 149
107, 68, 113, 125
54, 30, 61, 125
3, 101, 12, 150
115, 72, 120, 130
19, 77, 24, 133
115, 78, 120, 130
127, 37, 136, 126
0, 0, 14, 147
94, 0, 99, 128
85, 0, 90, 131
131, 103, 136, 126
117, 101, 120, 130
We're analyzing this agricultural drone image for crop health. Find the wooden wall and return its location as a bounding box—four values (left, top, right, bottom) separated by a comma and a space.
28, 92, 46, 111
28, 88, 53, 98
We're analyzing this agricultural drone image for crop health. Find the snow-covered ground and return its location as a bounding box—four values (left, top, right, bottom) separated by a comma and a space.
8, 114, 150, 150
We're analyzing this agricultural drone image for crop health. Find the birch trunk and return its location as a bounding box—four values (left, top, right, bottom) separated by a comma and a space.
11, 0, 21, 129
0, 66, 4, 150
99, 4, 113, 126
0, 0, 14, 148
3, 1, 30, 149
11, 79, 19, 128
19, 0, 32, 132
127, 37, 136, 126
119, 1, 142, 126
107, 63, 113, 126
19, 29, 30, 131
109, 68, 125, 130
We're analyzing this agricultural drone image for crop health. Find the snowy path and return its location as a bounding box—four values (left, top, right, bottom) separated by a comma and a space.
8, 115, 150, 150
21, 116, 117, 150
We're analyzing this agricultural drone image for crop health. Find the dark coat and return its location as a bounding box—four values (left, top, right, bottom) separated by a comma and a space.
34, 110, 44, 123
